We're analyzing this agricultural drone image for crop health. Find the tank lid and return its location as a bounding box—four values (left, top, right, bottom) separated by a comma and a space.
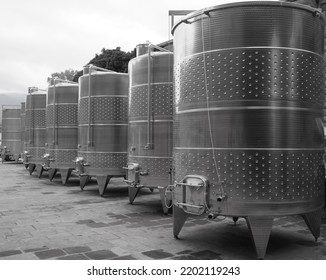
172, 1, 325, 34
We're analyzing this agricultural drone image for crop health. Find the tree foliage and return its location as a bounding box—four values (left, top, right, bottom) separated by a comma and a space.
47, 68, 78, 85
50, 47, 136, 83
89, 47, 135, 73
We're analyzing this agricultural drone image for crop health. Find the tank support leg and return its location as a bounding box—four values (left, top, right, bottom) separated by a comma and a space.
301, 208, 322, 242
233, 217, 239, 224
173, 205, 188, 239
149, 188, 154, 193
14, 155, 19, 163
128, 186, 140, 204
36, 164, 44, 178
48, 168, 57, 181
246, 216, 273, 259
60, 168, 73, 185
97, 175, 111, 196
24, 163, 29, 169
28, 163, 36, 175
158, 186, 172, 214
80, 175, 90, 190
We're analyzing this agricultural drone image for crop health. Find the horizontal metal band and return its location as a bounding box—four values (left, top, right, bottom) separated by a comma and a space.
176, 106, 321, 114
2, 118, 21, 120
47, 103, 78, 106
78, 123, 128, 126
129, 120, 173, 123
46, 149, 78, 152
26, 108, 46, 111
175, 147, 324, 151
131, 82, 173, 89
1, 139, 21, 142
79, 95, 128, 99
129, 155, 172, 159
46, 126, 78, 129
179, 46, 325, 62
78, 151, 128, 154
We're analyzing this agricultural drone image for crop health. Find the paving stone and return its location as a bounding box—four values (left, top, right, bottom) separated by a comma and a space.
23, 246, 49, 253
57, 254, 89, 260
34, 249, 66, 259
142, 249, 173, 259
111, 255, 137, 260
106, 221, 126, 226
84, 250, 118, 260
87, 222, 109, 228
296, 240, 319, 247
76, 219, 95, 225
176, 250, 193, 255
63, 246, 92, 254
108, 214, 129, 219
0, 250, 22, 258
190, 250, 223, 260
170, 255, 198, 260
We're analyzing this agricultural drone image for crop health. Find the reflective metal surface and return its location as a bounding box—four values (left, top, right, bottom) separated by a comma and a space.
20, 102, 26, 158
77, 71, 129, 193
128, 52, 174, 189
172, 1, 325, 258
46, 83, 78, 168
25, 93, 46, 166
1, 106, 21, 161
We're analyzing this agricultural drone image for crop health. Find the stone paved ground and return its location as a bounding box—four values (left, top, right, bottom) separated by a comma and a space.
0, 162, 326, 260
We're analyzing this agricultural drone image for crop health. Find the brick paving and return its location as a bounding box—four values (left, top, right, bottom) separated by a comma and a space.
0, 162, 326, 260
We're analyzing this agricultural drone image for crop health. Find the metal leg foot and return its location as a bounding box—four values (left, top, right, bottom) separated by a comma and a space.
246, 216, 273, 260
80, 175, 90, 190
28, 163, 36, 175
36, 164, 44, 178
60, 168, 73, 185
97, 175, 111, 196
48, 168, 57, 181
128, 186, 140, 204
301, 208, 322, 242
173, 205, 188, 239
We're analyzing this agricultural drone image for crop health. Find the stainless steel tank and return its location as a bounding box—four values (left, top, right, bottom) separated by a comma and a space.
126, 45, 174, 213
24, 90, 46, 176
172, 1, 325, 259
20, 102, 26, 162
76, 65, 129, 196
43, 80, 79, 184
1, 106, 21, 162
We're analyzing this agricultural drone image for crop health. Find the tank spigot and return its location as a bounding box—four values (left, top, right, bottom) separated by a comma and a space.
208, 213, 218, 219
216, 194, 227, 202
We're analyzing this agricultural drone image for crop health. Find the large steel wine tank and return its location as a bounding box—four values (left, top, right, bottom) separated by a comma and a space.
126, 46, 174, 213
44, 81, 79, 184
172, 1, 325, 259
1, 106, 21, 162
25, 91, 46, 175
76, 67, 129, 196
20, 102, 26, 160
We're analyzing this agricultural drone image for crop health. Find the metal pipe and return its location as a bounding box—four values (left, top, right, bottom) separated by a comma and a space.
87, 67, 92, 147
148, 43, 173, 53
87, 64, 115, 73
52, 78, 56, 146
146, 46, 153, 150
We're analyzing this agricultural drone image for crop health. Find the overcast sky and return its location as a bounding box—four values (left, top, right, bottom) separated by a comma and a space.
0, 0, 275, 97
